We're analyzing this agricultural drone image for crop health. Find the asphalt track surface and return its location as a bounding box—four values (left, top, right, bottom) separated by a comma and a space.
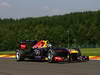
0, 59, 100, 75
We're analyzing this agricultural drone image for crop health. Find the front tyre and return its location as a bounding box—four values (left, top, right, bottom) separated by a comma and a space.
81, 56, 89, 61
48, 50, 54, 63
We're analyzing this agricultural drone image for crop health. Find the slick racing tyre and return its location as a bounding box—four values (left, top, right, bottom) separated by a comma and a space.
48, 50, 54, 63
16, 50, 24, 61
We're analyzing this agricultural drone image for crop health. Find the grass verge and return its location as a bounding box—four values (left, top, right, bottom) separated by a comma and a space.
0, 51, 15, 54
80, 48, 100, 56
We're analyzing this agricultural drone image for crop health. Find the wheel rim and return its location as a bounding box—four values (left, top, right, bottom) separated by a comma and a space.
48, 52, 51, 59
16, 52, 20, 60
48, 51, 53, 62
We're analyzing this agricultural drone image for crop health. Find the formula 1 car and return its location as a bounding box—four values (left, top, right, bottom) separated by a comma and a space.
16, 40, 89, 63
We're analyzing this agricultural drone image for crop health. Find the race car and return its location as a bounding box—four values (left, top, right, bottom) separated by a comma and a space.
16, 40, 89, 63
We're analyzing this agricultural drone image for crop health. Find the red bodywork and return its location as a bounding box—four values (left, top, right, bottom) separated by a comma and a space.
20, 43, 27, 50
54, 56, 64, 62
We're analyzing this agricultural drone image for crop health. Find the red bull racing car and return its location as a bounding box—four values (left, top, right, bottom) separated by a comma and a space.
16, 40, 89, 63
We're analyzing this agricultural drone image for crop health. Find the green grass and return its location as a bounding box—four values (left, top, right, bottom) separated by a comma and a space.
80, 48, 100, 56
0, 48, 100, 56
0, 51, 15, 54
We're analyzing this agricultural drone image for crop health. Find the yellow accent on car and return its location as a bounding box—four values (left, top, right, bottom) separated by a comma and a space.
45, 57, 48, 60
70, 50, 78, 53
42, 40, 48, 48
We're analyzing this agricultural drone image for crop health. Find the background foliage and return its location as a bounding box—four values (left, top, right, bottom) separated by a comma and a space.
0, 10, 100, 50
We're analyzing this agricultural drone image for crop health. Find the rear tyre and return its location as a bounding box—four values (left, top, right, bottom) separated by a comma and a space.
16, 50, 24, 61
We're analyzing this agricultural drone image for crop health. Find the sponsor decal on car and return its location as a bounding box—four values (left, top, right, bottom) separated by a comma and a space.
69, 50, 78, 53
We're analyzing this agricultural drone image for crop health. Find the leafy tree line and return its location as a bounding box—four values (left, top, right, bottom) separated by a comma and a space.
0, 10, 100, 50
